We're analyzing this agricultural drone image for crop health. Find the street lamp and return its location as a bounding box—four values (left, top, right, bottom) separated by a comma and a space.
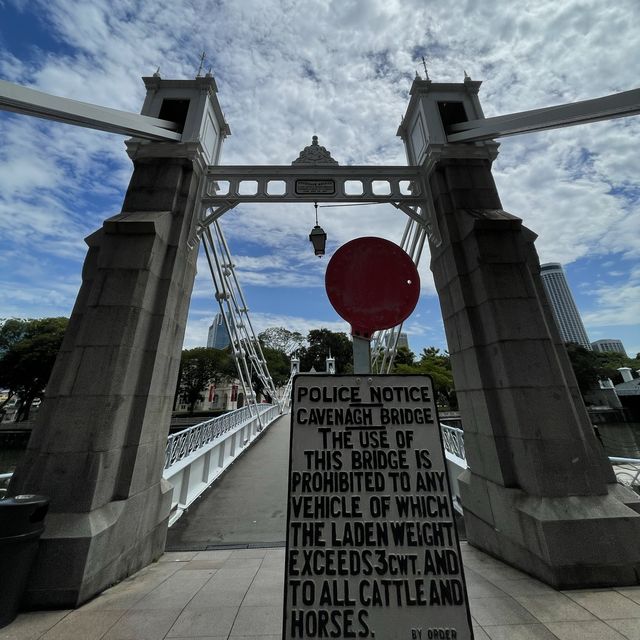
309, 202, 327, 257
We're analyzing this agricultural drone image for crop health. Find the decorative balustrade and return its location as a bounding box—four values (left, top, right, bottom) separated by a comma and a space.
439, 428, 640, 501
166, 405, 262, 469
163, 403, 281, 525
609, 456, 640, 491
0, 472, 12, 499
440, 424, 466, 463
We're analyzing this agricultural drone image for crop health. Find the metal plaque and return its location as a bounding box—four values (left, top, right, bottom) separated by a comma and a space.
283, 374, 473, 640
295, 179, 336, 195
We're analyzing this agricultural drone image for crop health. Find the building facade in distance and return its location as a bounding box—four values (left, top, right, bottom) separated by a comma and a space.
540, 263, 591, 350
591, 338, 627, 355
207, 312, 230, 350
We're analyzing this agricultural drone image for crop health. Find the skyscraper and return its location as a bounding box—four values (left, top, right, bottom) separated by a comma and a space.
207, 312, 230, 350
591, 339, 627, 355
539, 263, 591, 350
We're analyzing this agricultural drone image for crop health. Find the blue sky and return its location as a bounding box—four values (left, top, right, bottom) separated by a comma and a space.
0, 0, 638, 358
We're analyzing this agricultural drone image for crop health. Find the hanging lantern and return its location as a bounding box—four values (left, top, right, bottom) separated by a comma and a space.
309, 202, 327, 257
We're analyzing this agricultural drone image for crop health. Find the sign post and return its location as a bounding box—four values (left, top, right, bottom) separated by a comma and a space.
283, 374, 474, 640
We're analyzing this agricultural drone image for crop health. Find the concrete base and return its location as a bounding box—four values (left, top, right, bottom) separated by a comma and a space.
23, 478, 172, 608
460, 470, 640, 588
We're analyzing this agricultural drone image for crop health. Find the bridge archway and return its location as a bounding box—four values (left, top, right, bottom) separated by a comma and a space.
7, 74, 640, 606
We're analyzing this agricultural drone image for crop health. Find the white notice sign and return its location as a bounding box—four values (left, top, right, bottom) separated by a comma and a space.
283, 374, 473, 640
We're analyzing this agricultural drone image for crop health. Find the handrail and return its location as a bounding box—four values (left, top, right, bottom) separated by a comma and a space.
165, 404, 276, 470
439, 428, 640, 493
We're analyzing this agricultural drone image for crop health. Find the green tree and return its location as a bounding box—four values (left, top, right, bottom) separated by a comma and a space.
393, 346, 416, 367
0, 317, 68, 421
258, 327, 304, 355
176, 347, 232, 413
299, 329, 353, 374
393, 346, 457, 409
261, 346, 291, 387
565, 343, 640, 393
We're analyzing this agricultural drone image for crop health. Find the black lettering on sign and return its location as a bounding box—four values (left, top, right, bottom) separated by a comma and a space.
291, 494, 362, 519
318, 427, 353, 449
415, 470, 446, 492
389, 521, 455, 547
319, 579, 356, 606
423, 549, 460, 575
388, 470, 411, 491
285, 375, 472, 640
381, 407, 434, 425
396, 494, 451, 519
369, 386, 431, 403
290, 470, 386, 493
290, 521, 326, 546
331, 521, 390, 547
428, 579, 465, 606
415, 449, 432, 469
303, 449, 342, 470
290, 609, 364, 639
358, 429, 390, 448
351, 448, 409, 470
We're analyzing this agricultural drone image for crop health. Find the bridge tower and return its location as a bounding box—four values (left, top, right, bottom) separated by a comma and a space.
9, 75, 229, 606
398, 77, 640, 587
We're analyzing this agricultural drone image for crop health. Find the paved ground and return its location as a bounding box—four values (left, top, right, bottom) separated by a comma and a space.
3, 544, 640, 639
166, 414, 290, 550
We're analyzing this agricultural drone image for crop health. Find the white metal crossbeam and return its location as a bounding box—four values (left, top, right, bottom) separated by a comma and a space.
448, 88, 640, 143
0, 79, 181, 141
202, 166, 424, 204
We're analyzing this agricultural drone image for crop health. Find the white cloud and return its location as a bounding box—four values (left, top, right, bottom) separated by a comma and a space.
583, 267, 640, 328
0, 0, 638, 357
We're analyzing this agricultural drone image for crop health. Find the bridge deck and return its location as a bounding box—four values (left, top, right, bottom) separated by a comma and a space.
166, 412, 291, 550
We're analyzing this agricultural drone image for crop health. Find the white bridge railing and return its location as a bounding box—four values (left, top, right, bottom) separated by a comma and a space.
609, 456, 640, 488
2, 417, 638, 520
163, 403, 281, 525
439, 425, 640, 511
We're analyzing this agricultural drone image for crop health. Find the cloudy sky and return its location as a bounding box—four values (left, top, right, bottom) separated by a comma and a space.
0, 0, 638, 358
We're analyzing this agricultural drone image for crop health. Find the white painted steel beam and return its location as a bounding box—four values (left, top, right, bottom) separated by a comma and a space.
202, 165, 423, 204
448, 88, 640, 143
0, 79, 181, 141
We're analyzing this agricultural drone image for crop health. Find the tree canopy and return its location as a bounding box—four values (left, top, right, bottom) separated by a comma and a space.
175, 347, 234, 413
565, 343, 640, 393
0, 317, 68, 421
258, 327, 304, 355
392, 346, 457, 409
299, 328, 353, 374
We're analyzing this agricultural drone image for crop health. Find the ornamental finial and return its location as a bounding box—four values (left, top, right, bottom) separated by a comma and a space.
292, 135, 339, 165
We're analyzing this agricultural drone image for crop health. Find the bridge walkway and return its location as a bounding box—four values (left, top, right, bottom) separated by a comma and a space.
166, 412, 291, 550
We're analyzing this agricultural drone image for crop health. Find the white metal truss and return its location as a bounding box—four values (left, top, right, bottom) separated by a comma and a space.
370, 205, 429, 373
201, 165, 425, 206
447, 87, 640, 143
0, 79, 181, 141
201, 221, 280, 422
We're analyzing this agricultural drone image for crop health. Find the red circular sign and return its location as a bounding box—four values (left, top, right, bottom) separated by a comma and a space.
325, 237, 420, 338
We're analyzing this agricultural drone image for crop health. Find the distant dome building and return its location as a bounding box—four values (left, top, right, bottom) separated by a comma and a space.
540, 263, 591, 350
